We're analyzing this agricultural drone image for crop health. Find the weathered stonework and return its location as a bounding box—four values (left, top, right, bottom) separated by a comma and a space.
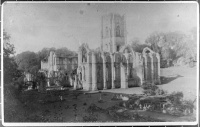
75, 13, 160, 91
40, 13, 160, 90
40, 51, 78, 87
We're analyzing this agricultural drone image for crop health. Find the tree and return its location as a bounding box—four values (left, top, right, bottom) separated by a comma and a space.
37, 47, 56, 62
145, 31, 195, 67
15, 51, 39, 73
145, 32, 166, 54
130, 38, 151, 53
3, 30, 21, 83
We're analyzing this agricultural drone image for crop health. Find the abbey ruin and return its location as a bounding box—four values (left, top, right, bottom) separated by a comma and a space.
41, 13, 161, 91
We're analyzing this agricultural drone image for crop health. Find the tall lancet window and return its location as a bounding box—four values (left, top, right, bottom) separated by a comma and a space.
82, 48, 87, 63
116, 25, 120, 37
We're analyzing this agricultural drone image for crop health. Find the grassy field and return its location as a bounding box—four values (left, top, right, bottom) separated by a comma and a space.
3, 66, 198, 122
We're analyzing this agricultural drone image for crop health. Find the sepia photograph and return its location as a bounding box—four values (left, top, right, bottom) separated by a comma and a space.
2, 2, 198, 126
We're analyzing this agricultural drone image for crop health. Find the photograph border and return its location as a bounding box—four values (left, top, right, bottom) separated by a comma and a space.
1, 1, 199, 126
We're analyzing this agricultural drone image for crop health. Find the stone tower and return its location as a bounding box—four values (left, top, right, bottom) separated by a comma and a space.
101, 13, 126, 53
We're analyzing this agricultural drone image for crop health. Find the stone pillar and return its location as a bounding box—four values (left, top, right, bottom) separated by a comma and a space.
140, 55, 144, 85
143, 54, 147, 83
126, 56, 129, 79
82, 66, 84, 82
74, 75, 77, 90
47, 78, 50, 87
86, 53, 92, 90
92, 52, 97, 91
156, 53, 161, 84
137, 54, 144, 86
111, 53, 115, 89
149, 53, 154, 83
102, 54, 107, 89
121, 63, 128, 88
72, 77, 74, 87
69, 76, 72, 86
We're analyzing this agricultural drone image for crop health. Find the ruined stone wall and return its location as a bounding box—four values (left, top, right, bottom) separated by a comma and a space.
142, 47, 160, 84
41, 61, 48, 71
76, 44, 160, 91
41, 51, 78, 87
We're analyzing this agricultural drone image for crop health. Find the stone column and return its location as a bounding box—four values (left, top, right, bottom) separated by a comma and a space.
137, 54, 144, 86
121, 63, 128, 88
143, 54, 147, 83
47, 78, 50, 87
69, 76, 72, 86
102, 54, 107, 89
156, 53, 161, 84
78, 50, 82, 66
92, 52, 97, 91
82, 66, 84, 82
126, 56, 129, 79
140, 55, 144, 85
83, 53, 91, 90
149, 53, 154, 83
111, 53, 115, 89
88, 65, 91, 90
74, 75, 77, 90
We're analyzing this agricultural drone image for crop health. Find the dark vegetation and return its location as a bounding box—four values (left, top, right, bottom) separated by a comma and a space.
4, 81, 196, 122
141, 83, 195, 116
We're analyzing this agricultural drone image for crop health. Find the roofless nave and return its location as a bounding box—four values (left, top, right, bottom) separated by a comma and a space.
41, 13, 161, 91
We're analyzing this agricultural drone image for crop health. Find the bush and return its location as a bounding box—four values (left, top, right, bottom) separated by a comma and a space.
164, 91, 195, 116
167, 91, 183, 105
142, 83, 158, 96
4, 83, 26, 122
142, 83, 167, 96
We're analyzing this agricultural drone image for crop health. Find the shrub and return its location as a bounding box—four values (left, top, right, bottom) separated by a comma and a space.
164, 91, 195, 116
4, 83, 27, 122
142, 83, 158, 96
142, 83, 167, 96
167, 91, 183, 105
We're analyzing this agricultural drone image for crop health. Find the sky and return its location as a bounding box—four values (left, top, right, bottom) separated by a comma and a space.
3, 2, 198, 54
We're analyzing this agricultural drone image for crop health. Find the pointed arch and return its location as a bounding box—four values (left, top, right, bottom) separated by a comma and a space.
78, 43, 91, 63
142, 47, 154, 55
119, 44, 134, 54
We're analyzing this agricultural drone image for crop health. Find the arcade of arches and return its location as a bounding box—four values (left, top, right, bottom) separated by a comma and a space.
72, 43, 161, 91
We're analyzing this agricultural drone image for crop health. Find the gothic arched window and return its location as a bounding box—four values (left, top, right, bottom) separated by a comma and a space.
82, 48, 87, 63
116, 25, 120, 37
